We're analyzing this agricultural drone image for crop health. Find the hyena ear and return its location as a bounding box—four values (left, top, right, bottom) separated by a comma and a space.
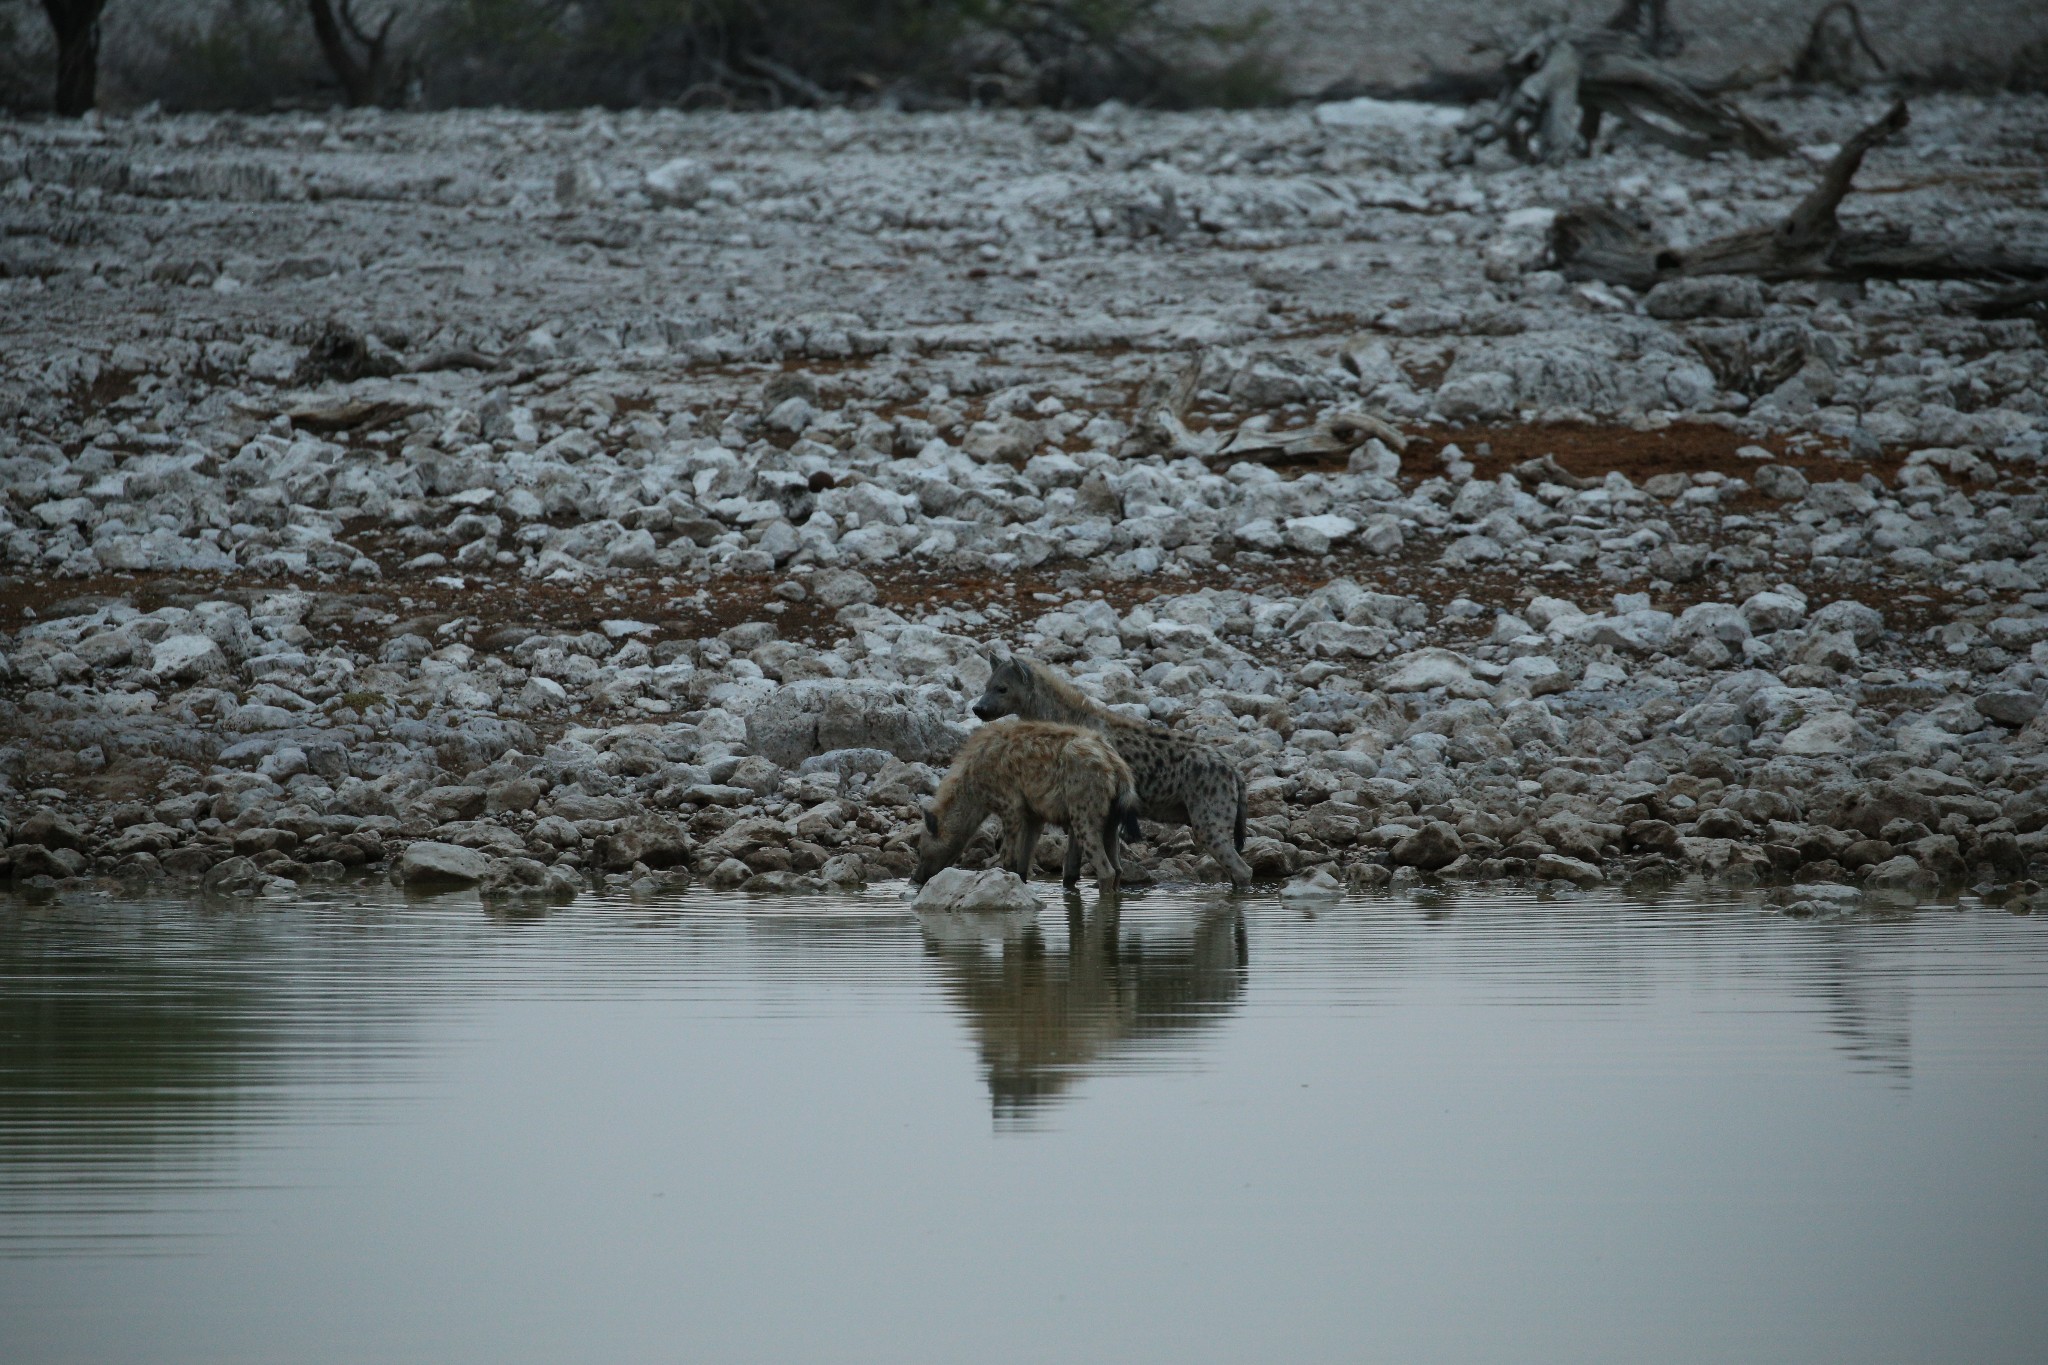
986, 642, 1010, 666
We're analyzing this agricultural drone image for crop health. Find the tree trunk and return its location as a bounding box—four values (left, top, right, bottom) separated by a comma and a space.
40, 0, 104, 117
1533, 41, 1585, 165
308, 0, 372, 106
1606, 0, 1679, 57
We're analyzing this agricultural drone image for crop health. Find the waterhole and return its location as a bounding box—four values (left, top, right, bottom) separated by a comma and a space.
3, 883, 2045, 1364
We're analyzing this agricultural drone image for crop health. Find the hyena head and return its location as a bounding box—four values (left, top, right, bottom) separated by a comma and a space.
972, 653, 1036, 722
911, 802, 952, 886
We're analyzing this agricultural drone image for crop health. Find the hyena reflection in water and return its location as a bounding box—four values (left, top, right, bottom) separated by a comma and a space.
920, 904, 1249, 1124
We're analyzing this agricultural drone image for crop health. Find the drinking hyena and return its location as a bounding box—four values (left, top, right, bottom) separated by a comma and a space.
914, 719, 1143, 894
973, 652, 1254, 888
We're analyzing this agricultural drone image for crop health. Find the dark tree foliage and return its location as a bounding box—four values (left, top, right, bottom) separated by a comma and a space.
8, 0, 1276, 114
424, 0, 960, 109
39, 0, 106, 115
419, 0, 1276, 111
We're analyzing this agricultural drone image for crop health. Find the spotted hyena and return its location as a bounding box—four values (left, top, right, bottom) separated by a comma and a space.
973, 653, 1254, 888
914, 719, 1143, 893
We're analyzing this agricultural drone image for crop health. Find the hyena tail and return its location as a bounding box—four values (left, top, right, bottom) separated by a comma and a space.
1114, 782, 1143, 845
1233, 776, 1248, 852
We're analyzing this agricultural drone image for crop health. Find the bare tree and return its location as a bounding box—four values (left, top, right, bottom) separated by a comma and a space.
308, 0, 395, 107
39, 0, 106, 116
1791, 1, 1888, 87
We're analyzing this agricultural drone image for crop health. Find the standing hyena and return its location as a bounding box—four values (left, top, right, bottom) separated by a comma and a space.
973, 653, 1254, 888
915, 720, 1143, 893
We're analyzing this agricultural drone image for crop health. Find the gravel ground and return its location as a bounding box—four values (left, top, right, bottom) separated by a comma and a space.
2, 92, 2046, 911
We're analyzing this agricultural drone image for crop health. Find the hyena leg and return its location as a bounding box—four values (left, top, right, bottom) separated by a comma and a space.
1075, 808, 1119, 893
1062, 832, 1084, 887
1100, 811, 1123, 881
1190, 790, 1254, 889
1007, 815, 1045, 881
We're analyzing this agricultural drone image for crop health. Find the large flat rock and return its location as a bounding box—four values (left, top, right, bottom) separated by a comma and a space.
746, 680, 967, 768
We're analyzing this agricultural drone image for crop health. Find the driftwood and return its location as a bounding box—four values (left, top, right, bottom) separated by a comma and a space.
1128, 351, 1209, 458
1978, 282, 2048, 323
409, 347, 506, 374
1553, 101, 2048, 295
1211, 409, 1408, 467
1126, 352, 1407, 467
1456, 0, 1787, 165
285, 398, 425, 434
1510, 453, 1595, 490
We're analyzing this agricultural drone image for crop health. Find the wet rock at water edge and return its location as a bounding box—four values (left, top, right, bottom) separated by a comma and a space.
392, 842, 497, 887
15, 812, 84, 850
202, 855, 273, 898
740, 869, 829, 894
592, 818, 694, 872
1280, 867, 1346, 905
1777, 883, 1866, 917
1390, 822, 1463, 871
1532, 853, 1602, 887
913, 868, 1044, 914
819, 853, 868, 886
480, 856, 581, 903
7, 844, 89, 880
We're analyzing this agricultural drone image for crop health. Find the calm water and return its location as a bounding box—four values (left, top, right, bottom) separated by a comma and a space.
3, 881, 2045, 1365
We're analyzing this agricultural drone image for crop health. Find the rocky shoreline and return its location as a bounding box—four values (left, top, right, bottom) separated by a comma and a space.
2, 94, 2045, 912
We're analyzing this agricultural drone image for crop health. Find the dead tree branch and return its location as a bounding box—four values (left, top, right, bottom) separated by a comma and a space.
741, 53, 841, 108
1551, 101, 2048, 293
1455, 18, 1787, 165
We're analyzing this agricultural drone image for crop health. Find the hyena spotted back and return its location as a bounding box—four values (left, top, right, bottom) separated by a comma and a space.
973, 654, 1254, 888
915, 719, 1143, 893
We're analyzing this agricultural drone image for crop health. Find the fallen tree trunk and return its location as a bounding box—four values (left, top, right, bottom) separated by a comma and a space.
1977, 281, 2048, 322
1551, 101, 2048, 292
